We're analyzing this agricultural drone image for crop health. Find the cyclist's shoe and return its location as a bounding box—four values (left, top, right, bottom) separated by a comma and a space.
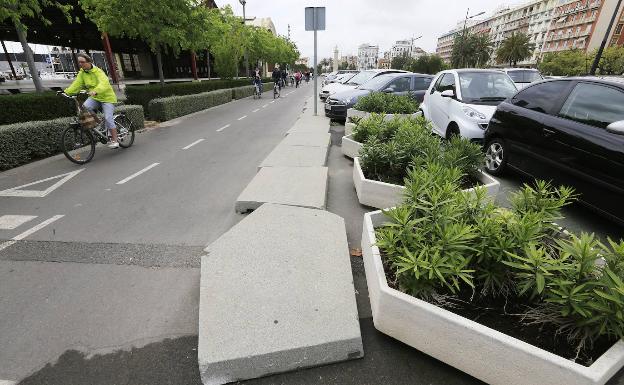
108, 141, 120, 149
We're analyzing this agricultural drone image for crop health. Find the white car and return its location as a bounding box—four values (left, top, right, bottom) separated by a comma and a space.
319, 69, 408, 101
500, 68, 543, 90
421, 69, 517, 141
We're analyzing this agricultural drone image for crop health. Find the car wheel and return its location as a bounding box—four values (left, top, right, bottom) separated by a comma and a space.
485, 138, 507, 176
446, 123, 460, 139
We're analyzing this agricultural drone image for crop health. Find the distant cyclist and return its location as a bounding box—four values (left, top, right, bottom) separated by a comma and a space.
295, 71, 302, 88
252, 67, 263, 94
64, 53, 119, 149
272, 65, 282, 90
281, 68, 288, 87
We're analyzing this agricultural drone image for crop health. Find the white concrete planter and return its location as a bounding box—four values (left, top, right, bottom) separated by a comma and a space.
345, 122, 357, 136
347, 109, 422, 122
341, 134, 363, 159
362, 210, 624, 385
353, 157, 500, 209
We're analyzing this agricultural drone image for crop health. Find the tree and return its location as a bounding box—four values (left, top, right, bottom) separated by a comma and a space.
539, 49, 588, 76
0, 0, 72, 92
348, 63, 357, 70
407, 54, 447, 74
82, 0, 193, 86
451, 31, 492, 68
391, 52, 410, 70
338, 61, 348, 70
596, 46, 624, 75
496, 32, 535, 67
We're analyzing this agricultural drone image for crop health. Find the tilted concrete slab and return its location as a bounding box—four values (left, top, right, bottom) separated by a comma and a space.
287, 115, 330, 134
235, 167, 329, 213
258, 142, 329, 169
199, 204, 363, 385
281, 132, 331, 147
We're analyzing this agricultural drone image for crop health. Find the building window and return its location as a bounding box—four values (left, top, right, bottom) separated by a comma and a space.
616, 24, 624, 35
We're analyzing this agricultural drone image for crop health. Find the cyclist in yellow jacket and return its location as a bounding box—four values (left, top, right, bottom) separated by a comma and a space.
64, 53, 120, 148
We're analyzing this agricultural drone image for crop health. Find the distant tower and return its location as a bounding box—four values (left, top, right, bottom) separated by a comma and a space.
333, 46, 339, 72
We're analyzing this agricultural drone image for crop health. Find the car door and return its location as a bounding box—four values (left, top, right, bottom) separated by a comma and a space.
545, 81, 624, 221
503, 80, 573, 177
384, 75, 412, 97
430, 73, 457, 136
410, 76, 433, 103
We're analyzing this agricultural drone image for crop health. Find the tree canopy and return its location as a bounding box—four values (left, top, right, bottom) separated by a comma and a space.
451, 31, 492, 68
496, 32, 535, 67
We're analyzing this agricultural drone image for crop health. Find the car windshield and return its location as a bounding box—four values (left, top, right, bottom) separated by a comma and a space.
358, 74, 395, 91
459, 72, 517, 103
507, 70, 542, 83
345, 71, 376, 86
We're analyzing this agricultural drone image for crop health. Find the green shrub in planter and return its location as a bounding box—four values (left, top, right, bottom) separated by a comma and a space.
0, 104, 144, 171
232, 85, 255, 99
353, 92, 419, 114
148, 89, 232, 121
359, 119, 484, 186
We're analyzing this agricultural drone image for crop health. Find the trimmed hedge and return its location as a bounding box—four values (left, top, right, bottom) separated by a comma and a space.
147, 83, 274, 122
0, 104, 144, 171
0, 92, 77, 125
126, 78, 272, 111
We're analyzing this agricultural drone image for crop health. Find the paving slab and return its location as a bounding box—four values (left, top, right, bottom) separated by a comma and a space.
198, 204, 363, 385
281, 132, 331, 147
258, 142, 329, 169
235, 167, 329, 213
287, 115, 330, 134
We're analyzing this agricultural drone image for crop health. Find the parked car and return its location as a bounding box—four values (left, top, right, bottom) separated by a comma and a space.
500, 68, 543, 90
323, 70, 359, 86
484, 77, 624, 224
319, 72, 359, 100
320, 69, 409, 101
324, 73, 433, 120
421, 69, 517, 141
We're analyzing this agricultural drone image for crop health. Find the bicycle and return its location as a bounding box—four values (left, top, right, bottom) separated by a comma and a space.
273, 81, 280, 99
58, 91, 135, 165
253, 82, 262, 99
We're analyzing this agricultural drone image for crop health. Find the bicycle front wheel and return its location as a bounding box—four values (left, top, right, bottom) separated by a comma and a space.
115, 114, 135, 148
61, 126, 96, 164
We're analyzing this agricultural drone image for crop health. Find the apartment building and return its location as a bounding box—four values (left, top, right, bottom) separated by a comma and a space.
378, 58, 391, 69
358, 44, 379, 70
608, 5, 624, 45
435, 0, 624, 67
391, 39, 427, 59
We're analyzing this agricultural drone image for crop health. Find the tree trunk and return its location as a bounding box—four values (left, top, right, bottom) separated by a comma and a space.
191, 50, 198, 80
1, 40, 17, 78
15, 23, 44, 92
206, 49, 211, 79
156, 47, 165, 86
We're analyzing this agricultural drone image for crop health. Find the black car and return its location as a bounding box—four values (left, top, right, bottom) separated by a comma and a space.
484, 77, 624, 224
325, 73, 433, 120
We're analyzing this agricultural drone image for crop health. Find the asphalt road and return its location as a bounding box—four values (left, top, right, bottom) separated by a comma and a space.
0, 83, 313, 384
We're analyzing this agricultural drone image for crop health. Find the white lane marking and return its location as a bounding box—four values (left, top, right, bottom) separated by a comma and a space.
252, 109, 260, 113
237, 115, 247, 121
0, 215, 37, 230
0, 215, 65, 252
262, 104, 268, 108
182, 139, 205, 150
270, 100, 275, 104
0, 379, 17, 385
0, 169, 84, 198
216, 124, 231, 132
116, 163, 160, 185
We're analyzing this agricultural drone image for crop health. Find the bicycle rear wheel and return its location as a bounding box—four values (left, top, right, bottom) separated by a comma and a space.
61, 125, 96, 164
114, 114, 135, 148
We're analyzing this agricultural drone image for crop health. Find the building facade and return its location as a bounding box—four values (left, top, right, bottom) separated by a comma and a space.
358, 44, 379, 70
435, 0, 624, 67
340, 55, 358, 69
391, 39, 427, 59
378, 58, 391, 69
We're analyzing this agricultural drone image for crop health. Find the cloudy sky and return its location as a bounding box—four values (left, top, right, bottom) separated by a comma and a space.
218, 0, 524, 60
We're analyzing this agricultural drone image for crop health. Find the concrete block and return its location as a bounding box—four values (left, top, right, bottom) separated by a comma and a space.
235, 167, 329, 213
199, 204, 363, 385
341, 135, 363, 159
281, 132, 331, 147
259, 142, 329, 169
287, 116, 330, 134
362, 210, 624, 385
345, 122, 357, 136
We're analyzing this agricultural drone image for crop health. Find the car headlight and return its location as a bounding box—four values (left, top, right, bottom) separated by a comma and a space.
344, 97, 354, 104
461, 106, 487, 120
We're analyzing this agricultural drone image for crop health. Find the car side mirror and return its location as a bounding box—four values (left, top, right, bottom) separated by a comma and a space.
606, 120, 624, 135
383, 88, 394, 93
441, 89, 455, 98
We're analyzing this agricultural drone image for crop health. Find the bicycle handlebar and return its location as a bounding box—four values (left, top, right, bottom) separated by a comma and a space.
57, 90, 88, 99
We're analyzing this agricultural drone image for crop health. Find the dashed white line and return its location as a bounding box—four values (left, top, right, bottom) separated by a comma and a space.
270, 100, 275, 104
237, 115, 247, 121
216, 124, 231, 132
262, 104, 268, 108
252, 109, 260, 113
182, 138, 205, 150
116, 163, 160, 185
0, 215, 65, 252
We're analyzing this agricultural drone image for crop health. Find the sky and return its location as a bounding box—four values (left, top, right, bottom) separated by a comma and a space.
217, 0, 525, 61
5, 0, 525, 59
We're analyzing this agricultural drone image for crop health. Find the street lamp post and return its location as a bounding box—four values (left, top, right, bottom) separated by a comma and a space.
410, 35, 422, 57
590, 0, 623, 75
461, 8, 485, 68
240, 0, 250, 78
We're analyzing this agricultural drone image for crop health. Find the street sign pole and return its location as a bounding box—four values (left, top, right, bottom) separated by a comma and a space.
305, 7, 325, 116
313, 11, 317, 115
